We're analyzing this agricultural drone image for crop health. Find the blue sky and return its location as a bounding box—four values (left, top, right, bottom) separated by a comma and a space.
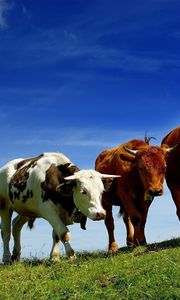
0, 0, 179, 258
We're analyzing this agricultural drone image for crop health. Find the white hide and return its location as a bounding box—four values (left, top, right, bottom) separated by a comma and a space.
0, 152, 113, 263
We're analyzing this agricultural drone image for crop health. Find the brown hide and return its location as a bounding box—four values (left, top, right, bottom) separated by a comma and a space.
95, 139, 168, 253
161, 126, 180, 220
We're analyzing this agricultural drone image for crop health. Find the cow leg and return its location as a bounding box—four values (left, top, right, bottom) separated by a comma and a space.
131, 202, 150, 246
103, 202, 118, 255
61, 231, 75, 259
132, 217, 147, 246
50, 230, 61, 262
167, 183, 180, 221
11, 215, 29, 262
0, 209, 13, 264
41, 206, 75, 259
122, 211, 134, 247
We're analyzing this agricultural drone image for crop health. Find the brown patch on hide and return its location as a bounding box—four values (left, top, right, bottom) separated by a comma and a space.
41, 163, 79, 216
9, 154, 43, 202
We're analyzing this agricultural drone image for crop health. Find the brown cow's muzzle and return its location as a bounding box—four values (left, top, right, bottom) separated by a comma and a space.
149, 188, 163, 197
144, 187, 163, 202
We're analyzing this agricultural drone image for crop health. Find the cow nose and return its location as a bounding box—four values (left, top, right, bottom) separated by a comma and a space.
149, 188, 163, 197
96, 211, 106, 220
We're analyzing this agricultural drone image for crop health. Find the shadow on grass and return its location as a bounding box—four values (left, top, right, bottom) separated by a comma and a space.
15, 237, 180, 267
145, 237, 180, 251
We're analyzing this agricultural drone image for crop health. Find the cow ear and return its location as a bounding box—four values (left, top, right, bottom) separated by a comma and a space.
119, 153, 136, 162
102, 178, 114, 192
56, 181, 75, 197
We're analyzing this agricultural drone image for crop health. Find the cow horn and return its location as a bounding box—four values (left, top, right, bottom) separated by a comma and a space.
166, 143, 180, 153
64, 174, 76, 181
124, 146, 138, 155
100, 174, 121, 179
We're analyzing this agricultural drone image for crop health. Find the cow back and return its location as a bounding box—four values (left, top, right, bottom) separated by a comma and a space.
162, 126, 180, 184
95, 139, 148, 176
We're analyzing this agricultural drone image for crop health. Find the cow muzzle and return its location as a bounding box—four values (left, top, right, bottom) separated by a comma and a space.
144, 187, 163, 202
149, 188, 163, 197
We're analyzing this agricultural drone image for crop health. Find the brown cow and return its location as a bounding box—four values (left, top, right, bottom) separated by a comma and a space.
95, 139, 176, 254
161, 126, 180, 221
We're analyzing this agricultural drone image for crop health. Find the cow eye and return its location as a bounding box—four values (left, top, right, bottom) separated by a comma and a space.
81, 190, 87, 195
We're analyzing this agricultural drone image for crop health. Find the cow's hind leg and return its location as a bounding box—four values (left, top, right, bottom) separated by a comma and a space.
1, 209, 13, 264
122, 211, 134, 247
167, 183, 180, 221
11, 215, 29, 262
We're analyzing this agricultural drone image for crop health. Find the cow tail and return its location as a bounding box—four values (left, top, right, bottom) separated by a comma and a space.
27, 217, 36, 229
119, 207, 124, 217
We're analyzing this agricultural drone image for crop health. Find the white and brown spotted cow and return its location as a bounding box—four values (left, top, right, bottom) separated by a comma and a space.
0, 152, 118, 264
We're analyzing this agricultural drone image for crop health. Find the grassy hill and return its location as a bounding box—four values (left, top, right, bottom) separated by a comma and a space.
0, 238, 179, 300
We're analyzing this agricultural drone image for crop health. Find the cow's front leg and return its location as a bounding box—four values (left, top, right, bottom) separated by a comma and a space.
61, 231, 75, 259
50, 230, 61, 262
133, 201, 151, 246
50, 230, 75, 260
1, 209, 13, 264
11, 215, 29, 262
41, 206, 75, 259
132, 217, 147, 246
104, 203, 118, 255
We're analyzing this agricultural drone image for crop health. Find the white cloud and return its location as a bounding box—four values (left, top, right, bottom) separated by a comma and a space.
6, 127, 143, 148
0, 0, 11, 28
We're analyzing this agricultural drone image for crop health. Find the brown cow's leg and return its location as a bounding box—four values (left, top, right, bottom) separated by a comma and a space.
133, 219, 147, 246
131, 202, 150, 246
103, 202, 118, 255
122, 211, 134, 247
167, 183, 180, 221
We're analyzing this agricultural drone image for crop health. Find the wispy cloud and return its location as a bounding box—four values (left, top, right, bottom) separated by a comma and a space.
1, 127, 163, 148
0, 26, 163, 74
0, 0, 12, 28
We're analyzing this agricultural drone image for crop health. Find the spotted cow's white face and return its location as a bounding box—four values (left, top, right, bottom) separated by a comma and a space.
64, 170, 120, 221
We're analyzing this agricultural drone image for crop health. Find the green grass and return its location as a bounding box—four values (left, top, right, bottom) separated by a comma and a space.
0, 238, 179, 300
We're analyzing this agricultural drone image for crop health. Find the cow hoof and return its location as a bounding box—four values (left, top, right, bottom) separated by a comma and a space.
11, 254, 20, 262
68, 253, 76, 260
134, 239, 147, 246
108, 242, 119, 256
3, 257, 12, 265
51, 256, 61, 263
127, 240, 134, 248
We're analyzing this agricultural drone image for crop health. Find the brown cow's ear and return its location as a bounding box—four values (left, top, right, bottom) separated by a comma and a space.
119, 153, 136, 162
161, 143, 169, 150
102, 178, 114, 192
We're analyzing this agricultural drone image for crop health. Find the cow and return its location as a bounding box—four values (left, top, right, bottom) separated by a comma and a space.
95, 139, 177, 255
0, 152, 118, 264
161, 126, 180, 221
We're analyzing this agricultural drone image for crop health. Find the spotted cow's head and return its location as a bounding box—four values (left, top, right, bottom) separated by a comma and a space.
57, 170, 120, 221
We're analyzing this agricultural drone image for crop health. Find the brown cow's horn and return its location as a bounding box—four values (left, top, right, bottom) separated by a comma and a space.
166, 143, 180, 153
124, 146, 138, 155
100, 174, 121, 179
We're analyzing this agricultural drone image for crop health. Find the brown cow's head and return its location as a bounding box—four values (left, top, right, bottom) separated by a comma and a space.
123, 144, 177, 202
